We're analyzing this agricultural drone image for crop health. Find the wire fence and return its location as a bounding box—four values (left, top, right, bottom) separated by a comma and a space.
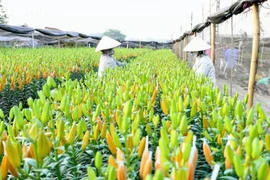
173, 0, 270, 114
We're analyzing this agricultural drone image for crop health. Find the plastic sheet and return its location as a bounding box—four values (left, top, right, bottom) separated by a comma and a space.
0, 24, 34, 34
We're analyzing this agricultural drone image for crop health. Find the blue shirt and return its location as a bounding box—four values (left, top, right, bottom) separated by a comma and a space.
224, 48, 239, 68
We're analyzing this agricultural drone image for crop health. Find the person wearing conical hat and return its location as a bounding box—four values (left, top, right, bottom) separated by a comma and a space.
183, 37, 216, 86
96, 36, 125, 78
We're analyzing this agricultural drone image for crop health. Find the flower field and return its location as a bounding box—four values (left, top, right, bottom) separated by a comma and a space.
0, 48, 269, 180
0, 48, 148, 91
0, 48, 150, 120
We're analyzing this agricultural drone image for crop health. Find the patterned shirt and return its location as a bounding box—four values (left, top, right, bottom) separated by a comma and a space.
98, 54, 124, 78
193, 55, 216, 86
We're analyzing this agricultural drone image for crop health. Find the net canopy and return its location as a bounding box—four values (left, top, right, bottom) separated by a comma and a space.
0, 24, 172, 48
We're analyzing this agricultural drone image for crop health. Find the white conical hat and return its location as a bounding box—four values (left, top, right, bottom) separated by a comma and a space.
95, 36, 121, 52
183, 37, 211, 52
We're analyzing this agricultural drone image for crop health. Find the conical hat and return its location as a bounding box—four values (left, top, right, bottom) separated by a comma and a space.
95, 36, 121, 52
183, 37, 211, 52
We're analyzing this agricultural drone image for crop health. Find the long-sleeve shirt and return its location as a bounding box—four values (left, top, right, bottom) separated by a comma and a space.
193, 55, 216, 86
224, 48, 239, 68
98, 54, 124, 78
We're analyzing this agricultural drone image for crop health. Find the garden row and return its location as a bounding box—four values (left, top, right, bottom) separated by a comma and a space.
0, 48, 150, 119
0, 49, 269, 180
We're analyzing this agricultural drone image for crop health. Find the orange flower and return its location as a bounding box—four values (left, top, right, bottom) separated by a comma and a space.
138, 137, 146, 158
7, 158, 19, 178
142, 151, 152, 179
140, 136, 149, 178
203, 115, 208, 129
29, 144, 35, 158
117, 162, 127, 180
106, 133, 116, 155
22, 144, 31, 158
108, 155, 118, 169
203, 139, 214, 166
155, 147, 162, 171
1, 155, 8, 180
225, 157, 232, 169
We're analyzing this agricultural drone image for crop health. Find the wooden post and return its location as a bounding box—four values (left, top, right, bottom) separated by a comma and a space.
191, 13, 193, 30
75, 38, 78, 48
183, 39, 186, 60
202, 3, 204, 40
229, 0, 234, 96
184, 37, 188, 61
182, 40, 184, 59
175, 42, 178, 57
176, 42, 179, 58
58, 39, 60, 48
184, 37, 186, 60
32, 32, 35, 48
179, 40, 182, 59
248, 3, 260, 109
211, 24, 216, 64
209, 0, 211, 43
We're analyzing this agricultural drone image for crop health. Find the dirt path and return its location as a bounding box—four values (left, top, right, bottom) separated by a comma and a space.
216, 76, 270, 116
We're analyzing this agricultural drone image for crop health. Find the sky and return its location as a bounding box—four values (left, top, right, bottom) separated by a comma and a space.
1, 0, 206, 40
2, 0, 270, 41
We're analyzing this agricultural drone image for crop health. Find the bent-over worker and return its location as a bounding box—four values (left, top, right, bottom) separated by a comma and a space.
183, 37, 216, 86
96, 36, 125, 78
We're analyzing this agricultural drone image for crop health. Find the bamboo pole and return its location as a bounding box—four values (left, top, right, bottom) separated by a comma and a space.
248, 3, 260, 109
211, 24, 216, 64
184, 37, 188, 61
58, 39, 60, 48
202, 3, 205, 40
209, 0, 211, 44
229, 0, 234, 96
183, 38, 185, 60
176, 42, 178, 58
176, 42, 179, 58
175, 42, 177, 57
179, 40, 182, 59
32, 32, 34, 48
75, 38, 78, 48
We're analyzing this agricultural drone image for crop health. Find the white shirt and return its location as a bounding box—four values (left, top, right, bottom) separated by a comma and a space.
98, 54, 124, 78
193, 55, 216, 86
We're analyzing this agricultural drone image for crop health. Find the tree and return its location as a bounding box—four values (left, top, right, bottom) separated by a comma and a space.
103, 29, 126, 41
0, 2, 8, 24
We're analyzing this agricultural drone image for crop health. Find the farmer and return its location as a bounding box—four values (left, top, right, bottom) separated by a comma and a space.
96, 36, 125, 78
183, 37, 216, 86
256, 77, 270, 95
223, 44, 239, 78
